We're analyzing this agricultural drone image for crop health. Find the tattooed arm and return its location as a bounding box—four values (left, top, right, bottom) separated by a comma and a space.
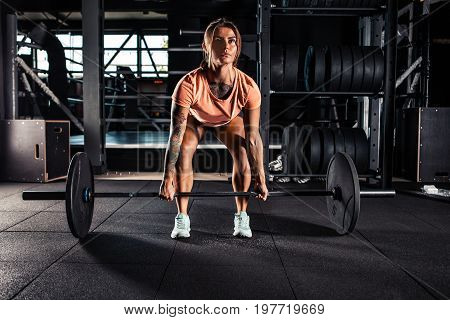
159, 102, 190, 200
244, 107, 268, 201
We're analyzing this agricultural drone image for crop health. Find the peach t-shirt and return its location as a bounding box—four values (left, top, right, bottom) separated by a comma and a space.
171, 67, 261, 127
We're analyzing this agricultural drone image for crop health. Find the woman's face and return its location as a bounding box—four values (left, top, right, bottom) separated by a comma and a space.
207, 26, 238, 67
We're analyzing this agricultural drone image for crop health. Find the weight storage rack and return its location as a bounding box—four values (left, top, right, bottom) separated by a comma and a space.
257, 0, 398, 188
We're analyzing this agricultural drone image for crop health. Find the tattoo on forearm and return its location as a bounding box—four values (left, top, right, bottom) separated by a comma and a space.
164, 105, 187, 177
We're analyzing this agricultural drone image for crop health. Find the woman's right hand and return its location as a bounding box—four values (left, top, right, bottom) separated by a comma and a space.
159, 178, 175, 201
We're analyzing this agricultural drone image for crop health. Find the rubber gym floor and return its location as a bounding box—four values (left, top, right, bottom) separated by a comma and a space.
0, 180, 449, 299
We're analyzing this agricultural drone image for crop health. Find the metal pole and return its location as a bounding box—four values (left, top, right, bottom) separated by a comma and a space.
259, 0, 271, 177
4, 13, 18, 120
422, 0, 431, 109
381, 0, 398, 189
82, 0, 106, 173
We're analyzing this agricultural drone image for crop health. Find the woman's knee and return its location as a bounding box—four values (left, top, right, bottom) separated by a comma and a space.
233, 152, 250, 177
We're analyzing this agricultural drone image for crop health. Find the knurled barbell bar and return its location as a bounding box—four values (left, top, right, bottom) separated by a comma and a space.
22, 152, 395, 239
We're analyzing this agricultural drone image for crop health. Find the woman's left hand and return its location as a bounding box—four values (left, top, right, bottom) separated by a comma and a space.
254, 179, 269, 201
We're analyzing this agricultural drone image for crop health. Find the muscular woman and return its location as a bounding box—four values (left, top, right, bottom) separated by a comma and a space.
159, 18, 268, 239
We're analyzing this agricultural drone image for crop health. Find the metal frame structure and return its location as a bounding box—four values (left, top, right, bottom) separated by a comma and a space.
82, 0, 106, 173
257, 0, 398, 188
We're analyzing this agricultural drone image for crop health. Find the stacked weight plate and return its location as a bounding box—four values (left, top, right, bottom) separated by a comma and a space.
303, 45, 384, 92
274, 0, 383, 7
282, 126, 369, 174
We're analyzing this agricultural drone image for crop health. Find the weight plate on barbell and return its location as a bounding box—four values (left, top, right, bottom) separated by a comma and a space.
271, 45, 284, 91
326, 152, 360, 235
327, 46, 342, 92
340, 46, 353, 92
284, 45, 299, 91
351, 46, 364, 92
354, 128, 369, 173
341, 128, 356, 164
66, 152, 94, 239
321, 128, 335, 173
371, 48, 384, 93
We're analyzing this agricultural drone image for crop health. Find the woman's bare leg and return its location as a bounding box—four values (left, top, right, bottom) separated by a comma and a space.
215, 116, 251, 213
174, 116, 205, 215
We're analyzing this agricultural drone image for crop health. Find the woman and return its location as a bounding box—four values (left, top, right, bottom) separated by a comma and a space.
159, 18, 268, 239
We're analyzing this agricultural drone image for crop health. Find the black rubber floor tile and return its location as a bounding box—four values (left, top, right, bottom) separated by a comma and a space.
265, 214, 338, 236
171, 233, 281, 266
259, 197, 324, 217
390, 195, 450, 232
15, 263, 165, 299
94, 213, 174, 234
358, 200, 440, 233
196, 181, 235, 192
61, 233, 174, 265
0, 193, 59, 212
44, 197, 128, 213
0, 211, 38, 231
273, 235, 433, 299
285, 264, 432, 299
0, 232, 78, 263
0, 262, 48, 299
189, 212, 269, 234
188, 197, 262, 214
356, 230, 450, 297
157, 265, 294, 299
7, 210, 112, 233
116, 198, 179, 214
0, 183, 36, 200
94, 180, 148, 193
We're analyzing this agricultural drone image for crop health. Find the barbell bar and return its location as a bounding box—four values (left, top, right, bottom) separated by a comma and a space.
22, 152, 395, 239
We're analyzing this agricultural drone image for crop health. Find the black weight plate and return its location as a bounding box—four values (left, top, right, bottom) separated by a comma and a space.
317, 0, 327, 7
359, 0, 369, 7
353, 128, 369, 173
297, 46, 308, 91
370, 0, 381, 7
346, 0, 356, 7
304, 46, 314, 91
308, 127, 321, 173
326, 152, 360, 235
324, 0, 334, 7
361, 46, 375, 92
371, 48, 384, 93
310, 0, 319, 7
271, 45, 284, 91
332, 128, 345, 153
282, 126, 297, 173
326, 46, 342, 91
341, 128, 356, 164
314, 46, 327, 91
293, 125, 312, 174
339, 46, 353, 92
321, 128, 335, 173
284, 45, 299, 91
66, 152, 94, 239
351, 46, 364, 92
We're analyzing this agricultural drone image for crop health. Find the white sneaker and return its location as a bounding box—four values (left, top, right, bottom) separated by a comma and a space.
233, 212, 252, 238
171, 213, 190, 239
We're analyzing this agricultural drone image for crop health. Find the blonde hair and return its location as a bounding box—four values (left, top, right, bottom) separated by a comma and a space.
200, 18, 242, 69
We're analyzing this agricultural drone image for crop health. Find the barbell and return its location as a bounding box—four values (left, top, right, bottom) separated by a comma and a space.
22, 152, 395, 239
